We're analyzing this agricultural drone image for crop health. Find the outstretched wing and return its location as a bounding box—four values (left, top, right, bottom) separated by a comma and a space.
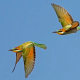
22, 43, 35, 78
51, 3, 73, 30
12, 52, 22, 72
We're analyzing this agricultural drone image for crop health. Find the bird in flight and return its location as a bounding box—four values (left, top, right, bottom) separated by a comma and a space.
9, 41, 47, 78
51, 3, 80, 35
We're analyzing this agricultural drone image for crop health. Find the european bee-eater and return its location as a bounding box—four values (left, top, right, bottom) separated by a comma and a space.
51, 3, 80, 35
9, 41, 47, 78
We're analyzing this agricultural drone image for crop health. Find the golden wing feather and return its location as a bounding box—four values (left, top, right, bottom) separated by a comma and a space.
22, 44, 35, 78
51, 3, 73, 29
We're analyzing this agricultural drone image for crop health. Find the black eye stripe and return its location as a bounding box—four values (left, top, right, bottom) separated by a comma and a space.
14, 49, 18, 50
59, 31, 62, 32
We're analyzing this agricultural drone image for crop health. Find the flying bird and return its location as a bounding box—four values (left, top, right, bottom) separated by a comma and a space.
51, 3, 80, 35
9, 41, 47, 78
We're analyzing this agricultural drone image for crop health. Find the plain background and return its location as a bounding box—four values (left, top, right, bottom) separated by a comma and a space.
1, 0, 80, 80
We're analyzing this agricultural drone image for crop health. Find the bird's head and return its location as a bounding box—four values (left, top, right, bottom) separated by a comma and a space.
52, 29, 66, 35
8, 47, 22, 53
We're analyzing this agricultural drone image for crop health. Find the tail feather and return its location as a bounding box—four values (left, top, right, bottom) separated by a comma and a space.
31, 42, 47, 49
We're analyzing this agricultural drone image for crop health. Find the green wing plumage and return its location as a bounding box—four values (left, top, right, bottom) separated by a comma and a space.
51, 3, 73, 30
30, 41, 47, 49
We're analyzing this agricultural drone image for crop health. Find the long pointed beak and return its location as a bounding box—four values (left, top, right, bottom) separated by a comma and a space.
52, 31, 57, 33
8, 49, 13, 51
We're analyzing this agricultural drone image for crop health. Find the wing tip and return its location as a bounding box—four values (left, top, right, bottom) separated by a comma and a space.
25, 75, 28, 78
51, 3, 59, 7
44, 46, 47, 49
51, 3, 54, 6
